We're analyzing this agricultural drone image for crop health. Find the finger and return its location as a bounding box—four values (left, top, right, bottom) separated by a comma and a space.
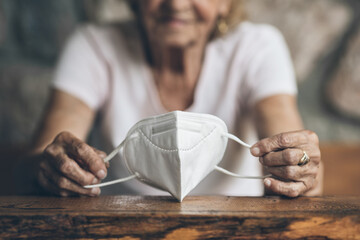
54, 175, 101, 197
44, 141, 101, 185
38, 167, 73, 197
264, 178, 307, 197
92, 147, 109, 168
251, 131, 309, 157
58, 132, 107, 180
261, 146, 321, 167
41, 160, 100, 197
50, 152, 100, 186
92, 147, 107, 159
260, 148, 304, 166
265, 164, 317, 181
105, 161, 110, 168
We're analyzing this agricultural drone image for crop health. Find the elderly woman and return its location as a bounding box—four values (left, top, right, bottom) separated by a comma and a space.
21, 0, 322, 198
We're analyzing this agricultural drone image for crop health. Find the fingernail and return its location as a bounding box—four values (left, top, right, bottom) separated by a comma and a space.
251, 147, 260, 156
97, 170, 106, 179
91, 187, 100, 195
99, 153, 107, 159
264, 179, 271, 187
92, 178, 98, 184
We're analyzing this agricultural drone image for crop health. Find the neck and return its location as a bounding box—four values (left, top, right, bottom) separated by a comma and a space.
147, 40, 207, 87
139, 25, 209, 111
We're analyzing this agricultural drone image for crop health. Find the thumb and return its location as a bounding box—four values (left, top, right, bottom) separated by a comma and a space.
91, 148, 110, 168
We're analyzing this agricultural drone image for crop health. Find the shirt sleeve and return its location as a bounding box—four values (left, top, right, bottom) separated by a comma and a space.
243, 25, 297, 107
52, 25, 109, 110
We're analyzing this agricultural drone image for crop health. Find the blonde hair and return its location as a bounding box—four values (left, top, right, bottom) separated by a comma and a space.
218, 0, 246, 36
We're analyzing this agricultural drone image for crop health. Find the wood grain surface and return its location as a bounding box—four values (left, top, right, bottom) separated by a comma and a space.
0, 196, 359, 239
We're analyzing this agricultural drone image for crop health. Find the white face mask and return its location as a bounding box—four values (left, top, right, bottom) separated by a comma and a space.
85, 111, 269, 201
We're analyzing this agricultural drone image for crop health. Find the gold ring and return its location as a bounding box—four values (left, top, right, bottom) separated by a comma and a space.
298, 151, 310, 166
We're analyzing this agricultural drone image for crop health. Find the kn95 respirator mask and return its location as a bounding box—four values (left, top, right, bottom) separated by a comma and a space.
85, 111, 269, 201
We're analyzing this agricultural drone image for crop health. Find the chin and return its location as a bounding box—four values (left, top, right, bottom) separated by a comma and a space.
162, 38, 193, 48
147, 25, 198, 48
156, 32, 197, 48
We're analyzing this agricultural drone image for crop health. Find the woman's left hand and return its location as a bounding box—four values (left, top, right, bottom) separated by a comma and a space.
250, 130, 321, 197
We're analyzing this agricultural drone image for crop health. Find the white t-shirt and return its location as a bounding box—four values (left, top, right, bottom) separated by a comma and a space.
53, 21, 297, 196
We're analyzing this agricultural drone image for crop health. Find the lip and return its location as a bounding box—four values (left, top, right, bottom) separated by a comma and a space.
157, 16, 194, 27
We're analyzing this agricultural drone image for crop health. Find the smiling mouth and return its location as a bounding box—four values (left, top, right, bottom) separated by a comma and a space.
158, 16, 195, 27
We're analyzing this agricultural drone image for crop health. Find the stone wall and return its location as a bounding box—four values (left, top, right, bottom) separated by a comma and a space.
1, 0, 360, 146
243, 0, 360, 141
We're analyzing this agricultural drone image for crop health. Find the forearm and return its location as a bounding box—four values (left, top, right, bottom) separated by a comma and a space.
254, 94, 303, 139
31, 90, 95, 154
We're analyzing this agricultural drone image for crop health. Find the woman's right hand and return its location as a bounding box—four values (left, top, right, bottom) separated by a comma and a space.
37, 131, 108, 197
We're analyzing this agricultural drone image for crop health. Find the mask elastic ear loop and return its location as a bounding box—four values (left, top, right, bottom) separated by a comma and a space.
84, 140, 137, 188
215, 133, 271, 179
222, 133, 251, 148
103, 141, 125, 163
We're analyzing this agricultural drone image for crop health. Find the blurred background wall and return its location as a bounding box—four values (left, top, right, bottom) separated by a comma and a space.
0, 0, 359, 194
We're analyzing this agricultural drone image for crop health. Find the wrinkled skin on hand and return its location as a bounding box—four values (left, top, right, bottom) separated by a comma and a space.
251, 130, 321, 197
37, 131, 109, 197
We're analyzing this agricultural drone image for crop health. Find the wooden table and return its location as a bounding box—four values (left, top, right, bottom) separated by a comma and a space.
0, 196, 359, 239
